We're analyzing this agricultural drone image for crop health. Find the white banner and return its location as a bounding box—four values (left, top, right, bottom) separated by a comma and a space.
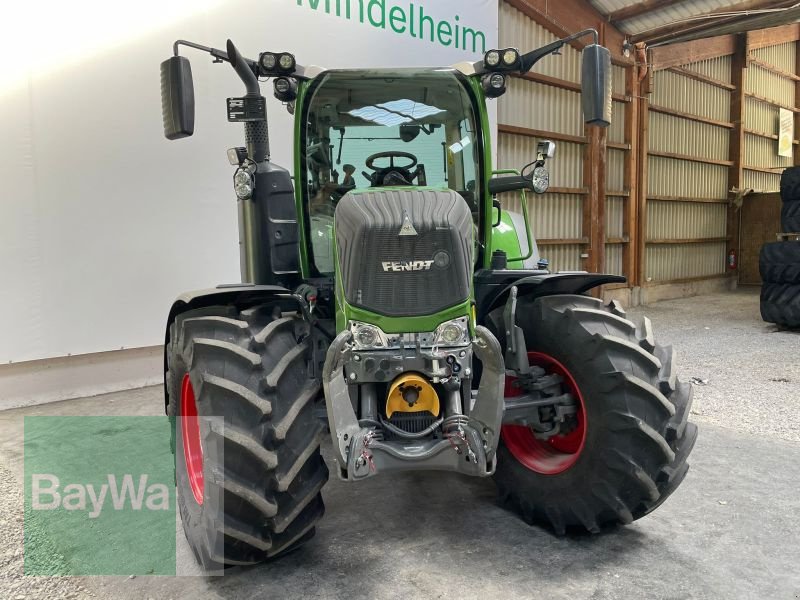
779, 107, 793, 158
0, 1, 498, 363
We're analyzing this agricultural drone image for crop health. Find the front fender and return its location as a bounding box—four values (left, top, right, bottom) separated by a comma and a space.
163, 284, 302, 411
476, 272, 626, 322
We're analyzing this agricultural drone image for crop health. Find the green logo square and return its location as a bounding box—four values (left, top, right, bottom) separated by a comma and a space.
24, 416, 176, 575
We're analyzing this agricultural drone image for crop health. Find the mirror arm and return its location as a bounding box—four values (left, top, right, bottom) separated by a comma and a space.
519, 28, 599, 73
172, 39, 261, 95
173, 40, 231, 64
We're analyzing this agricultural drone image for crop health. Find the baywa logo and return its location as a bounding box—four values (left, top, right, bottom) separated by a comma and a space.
24, 416, 177, 575
296, 0, 487, 54
31, 474, 170, 519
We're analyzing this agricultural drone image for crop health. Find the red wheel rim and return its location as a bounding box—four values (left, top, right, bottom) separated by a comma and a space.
501, 352, 587, 475
180, 374, 204, 505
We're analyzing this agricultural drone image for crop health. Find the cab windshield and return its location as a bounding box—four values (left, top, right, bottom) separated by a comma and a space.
302, 69, 481, 274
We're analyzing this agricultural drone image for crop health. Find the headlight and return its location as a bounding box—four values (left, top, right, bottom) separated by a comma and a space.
233, 170, 251, 186
234, 182, 252, 199
233, 167, 254, 199
502, 48, 519, 66
278, 53, 296, 71
489, 73, 505, 89
350, 321, 387, 349
260, 52, 276, 70
434, 318, 469, 346
484, 50, 500, 67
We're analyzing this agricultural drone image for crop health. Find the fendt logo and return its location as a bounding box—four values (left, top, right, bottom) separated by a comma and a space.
382, 260, 434, 272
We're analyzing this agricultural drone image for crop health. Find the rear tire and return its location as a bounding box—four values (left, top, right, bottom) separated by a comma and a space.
166, 303, 328, 570
759, 241, 800, 284
780, 166, 800, 204
492, 295, 697, 534
761, 282, 800, 328
781, 202, 800, 233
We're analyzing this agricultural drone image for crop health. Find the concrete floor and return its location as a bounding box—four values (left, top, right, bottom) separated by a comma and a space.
2, 288, 799, 599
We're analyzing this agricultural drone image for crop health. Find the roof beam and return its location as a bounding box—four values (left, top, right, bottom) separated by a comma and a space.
649, 35, 736, 70
630, 0, 797, 44
649, 22, 800, 69
747, 22, 800, 48
607, 0, 686, 25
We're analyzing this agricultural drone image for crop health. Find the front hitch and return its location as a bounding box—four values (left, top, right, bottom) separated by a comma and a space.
322, 326, 505, 480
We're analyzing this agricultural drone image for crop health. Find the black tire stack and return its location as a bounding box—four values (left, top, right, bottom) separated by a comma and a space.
760, 167, 800, 328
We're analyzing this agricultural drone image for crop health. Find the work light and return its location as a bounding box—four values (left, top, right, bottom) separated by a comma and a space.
259, 52, 276, 70
481, 72, 506, 98
502, 48, 520, 67
273, 77, 298, 102
484, 50, 500, 67
278, 53, 296, 71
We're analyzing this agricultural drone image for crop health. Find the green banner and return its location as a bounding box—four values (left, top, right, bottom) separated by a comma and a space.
24, 416, 176, 575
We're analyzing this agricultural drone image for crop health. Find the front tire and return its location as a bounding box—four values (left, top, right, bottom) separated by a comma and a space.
492, 295, 697, 534
166, 303, 328, 570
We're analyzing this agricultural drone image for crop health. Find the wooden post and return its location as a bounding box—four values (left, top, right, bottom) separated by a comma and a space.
794, 40, 800, 167
636, 66, 651, 288
727, 33, 747, 284
623, 65, 639, 287
582, 119, 607, 276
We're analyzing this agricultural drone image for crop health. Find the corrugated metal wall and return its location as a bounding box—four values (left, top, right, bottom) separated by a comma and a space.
497, 2, 586, 273
645, 56, 731, 283
498, 0, 797, 291
743, 42, 796, 192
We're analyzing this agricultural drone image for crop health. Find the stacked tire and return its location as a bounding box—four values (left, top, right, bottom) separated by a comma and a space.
760, 167, 800, 328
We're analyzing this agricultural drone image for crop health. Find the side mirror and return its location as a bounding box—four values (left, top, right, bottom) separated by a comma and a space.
160, 56, 195, 139
581, 44, 612, 128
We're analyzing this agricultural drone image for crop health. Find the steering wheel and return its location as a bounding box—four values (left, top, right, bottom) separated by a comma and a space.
363, 151, 419, 187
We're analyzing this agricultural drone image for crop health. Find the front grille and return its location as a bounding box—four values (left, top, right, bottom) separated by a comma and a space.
335, 189, 473, 317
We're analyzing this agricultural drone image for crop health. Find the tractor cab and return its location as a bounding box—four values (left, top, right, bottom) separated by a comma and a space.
300, 68, 484, 276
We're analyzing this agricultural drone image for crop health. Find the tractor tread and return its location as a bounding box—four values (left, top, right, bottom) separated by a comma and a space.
208, 419, 278, 470
191, 338, 262, 368
637, 316, 656, 353
605, 410, 676, 463
255, 316, 296, 345
265, 343, 308, 390
272, 470, 327, 534
201, 374, 272, 418
654, 344, 677, 394
602, 370, 675, 419
275, 428, 324, 491
273, 381, 320, 440
217, 521, 273, 552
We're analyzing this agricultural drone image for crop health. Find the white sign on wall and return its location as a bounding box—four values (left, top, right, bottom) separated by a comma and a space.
0, 1, 498, 363
778, 107, 793, 158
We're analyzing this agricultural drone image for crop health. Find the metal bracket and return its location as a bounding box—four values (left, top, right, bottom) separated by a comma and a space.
503, 286, 532, 375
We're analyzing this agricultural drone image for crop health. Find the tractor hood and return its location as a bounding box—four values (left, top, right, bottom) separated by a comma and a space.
334, 188, 473, 318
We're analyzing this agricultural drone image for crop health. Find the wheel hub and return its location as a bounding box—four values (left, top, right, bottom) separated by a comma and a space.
501, 352, 587, 475
180, 374, 204, 505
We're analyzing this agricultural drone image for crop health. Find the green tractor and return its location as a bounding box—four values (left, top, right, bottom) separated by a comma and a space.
160, 33, 696, 569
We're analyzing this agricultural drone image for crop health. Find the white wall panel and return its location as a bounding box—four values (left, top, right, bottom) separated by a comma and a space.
0, 0, 499, 362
